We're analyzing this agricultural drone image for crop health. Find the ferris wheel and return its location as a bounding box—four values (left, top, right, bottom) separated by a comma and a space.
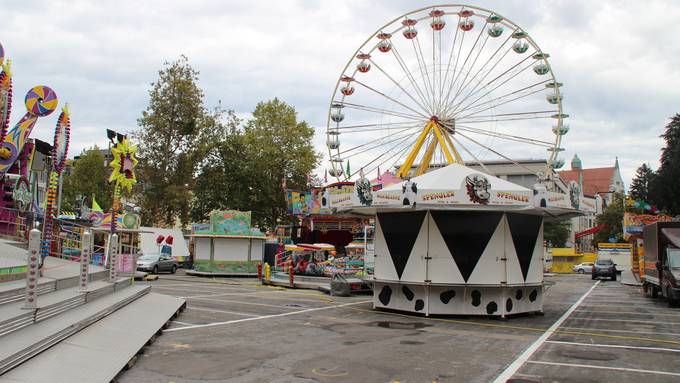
325, 4, 568, 182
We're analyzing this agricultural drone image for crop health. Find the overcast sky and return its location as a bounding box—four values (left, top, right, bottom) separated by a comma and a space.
2, 0, 679, 187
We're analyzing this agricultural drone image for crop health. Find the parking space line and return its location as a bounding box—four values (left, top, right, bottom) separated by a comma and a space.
580, 304, 670, 310
585, 300, 660, 304
180, 291, 273, 299
186, 296, 298, 309
491, 280, 600, 383
172, 320, 198, 326
186, 305, 260, 317
152, 284, 254, 292
526, 360, 680, 377
545, 340, 680, 353
147, 282, 252, 289
558, 326, 680, 337
573, 309, 680, 317
565, 317, 680, 325
165, 300, 371, 332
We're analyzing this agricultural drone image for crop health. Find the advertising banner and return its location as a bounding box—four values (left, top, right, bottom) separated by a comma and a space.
623, 212, 672, 240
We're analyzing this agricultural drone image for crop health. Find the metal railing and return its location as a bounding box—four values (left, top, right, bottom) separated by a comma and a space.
0, 207, 34, 243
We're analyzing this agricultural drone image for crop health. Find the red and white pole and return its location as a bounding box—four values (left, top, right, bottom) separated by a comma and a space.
78, 230, 92, 291
108, 233, 119, 282
23, 228, 41, 309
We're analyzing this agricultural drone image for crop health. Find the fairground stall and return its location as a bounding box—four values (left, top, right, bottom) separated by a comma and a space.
188, 210, 265, 275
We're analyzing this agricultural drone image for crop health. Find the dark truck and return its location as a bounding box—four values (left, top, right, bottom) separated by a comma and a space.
642, 222, 680, 306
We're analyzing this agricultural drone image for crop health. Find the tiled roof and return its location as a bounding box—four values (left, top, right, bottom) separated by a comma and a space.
558, 167, 616, 197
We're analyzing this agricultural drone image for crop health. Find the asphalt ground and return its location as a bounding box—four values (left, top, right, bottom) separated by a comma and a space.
118, 272, 680, 383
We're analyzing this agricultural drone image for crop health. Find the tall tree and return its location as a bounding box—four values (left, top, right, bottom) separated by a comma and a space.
62, 147, 111, 212
244, 98, 319, 229
191, 99, 319, 229
135, 56, 211, 227
629, 163, 655, 202
190, 110, 247, 221
543, 219, 570, 248
593, 192, 625, 244
654, 114, 680, 215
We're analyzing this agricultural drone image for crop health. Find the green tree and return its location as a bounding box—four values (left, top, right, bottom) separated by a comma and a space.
243, 98, 319, 229
190, 110, 248, 221
543, 219, 570, 248
62, 146, 111, 212
653, 114, 680, 215
629, 163, 655, 202
135, 55, 214, 227
593, 193, 625, 244
191, 99, 319, 229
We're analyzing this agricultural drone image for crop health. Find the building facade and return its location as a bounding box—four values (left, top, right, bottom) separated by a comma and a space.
558, 154, 625, 250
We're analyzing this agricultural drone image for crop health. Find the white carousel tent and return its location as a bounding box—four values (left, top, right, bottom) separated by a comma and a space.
327, 163, 596, 317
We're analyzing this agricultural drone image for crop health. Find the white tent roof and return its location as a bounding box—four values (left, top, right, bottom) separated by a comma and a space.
381, 163, 530, 192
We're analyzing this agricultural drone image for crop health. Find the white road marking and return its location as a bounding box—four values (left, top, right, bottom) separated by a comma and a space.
186, 305, 259, 317
573, 309, 680, 317
558, 326, 680, 337
180, 291, 273, 299
585, 299, 662, 304
545, 340, 680, 353
565, 317, 680, 325
491, 280, 601, 383
152, 284, 253, 292
526, 360, 680, 377
186, 296, 305, 309
166, 300, 371, 332
171, 320, 197, 326
579, 304, 671, 311
148, 282, 252, 289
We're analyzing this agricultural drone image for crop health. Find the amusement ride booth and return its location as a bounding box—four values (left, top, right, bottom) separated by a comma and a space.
321, 4, 598, 316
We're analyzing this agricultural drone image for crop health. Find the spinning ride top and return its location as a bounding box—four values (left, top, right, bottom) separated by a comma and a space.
326, 4, 567, 183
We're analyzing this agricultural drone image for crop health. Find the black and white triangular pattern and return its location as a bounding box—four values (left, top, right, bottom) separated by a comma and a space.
506, 213, 543, 281
430, 211, 503, 282
377, 211, 427, 280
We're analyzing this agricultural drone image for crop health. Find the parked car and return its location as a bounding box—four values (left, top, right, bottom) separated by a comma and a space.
592, 259, 617, 281
136, 253, 178, 274
572, 262, 594, 274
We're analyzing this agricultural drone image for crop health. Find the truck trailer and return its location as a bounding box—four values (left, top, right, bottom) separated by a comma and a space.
642, 222, 680, 306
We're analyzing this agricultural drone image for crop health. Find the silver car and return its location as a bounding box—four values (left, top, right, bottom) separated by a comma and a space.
572, 262, 594, 274
136, 254, 178, 274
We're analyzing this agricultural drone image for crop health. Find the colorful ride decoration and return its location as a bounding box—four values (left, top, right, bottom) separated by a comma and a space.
107, 137, 138, 232
40, 106, 70, 262
0, 85, 58, 177
193, 210, 265, 237
0, 42, 12, 144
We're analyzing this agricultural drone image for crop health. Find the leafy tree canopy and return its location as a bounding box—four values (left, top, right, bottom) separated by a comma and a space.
62, 146, 111, 212
135, 55, 217, 227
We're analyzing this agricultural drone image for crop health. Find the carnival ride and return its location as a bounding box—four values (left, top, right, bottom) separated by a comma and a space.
0, 41, 62, 238
321, 5, 590, 316
326, 5, 567, 183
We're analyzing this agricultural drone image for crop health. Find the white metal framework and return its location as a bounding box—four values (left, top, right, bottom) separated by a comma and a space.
326, 4, 567, 182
